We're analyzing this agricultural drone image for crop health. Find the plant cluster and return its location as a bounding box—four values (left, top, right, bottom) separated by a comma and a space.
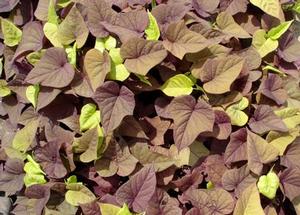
1, 0, 300, 214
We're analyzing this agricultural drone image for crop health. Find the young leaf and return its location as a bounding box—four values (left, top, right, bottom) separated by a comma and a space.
12, 119, 40, 153
252, 29, 278, 57
26, 84, 40, 108
109, 48, 123, 65
257, 171, 280, 199
0, 18, 22, 47
274, 107, 300, 129
0, 80, 11, 97
249, 0, 281, 18
160, 74, 194, 97
226, 97, 249, 126
108, 63, 130, 82
145, 11, 160, 41
95, 36, 117, 53
23, 155, 46, 187
65, 183, 96, 206
267, 20, 293, 40
43, 22, 63, 48
79, 103, 101, 132
84, 49, 111, 92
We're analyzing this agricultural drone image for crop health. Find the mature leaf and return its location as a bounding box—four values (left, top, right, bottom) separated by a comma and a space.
247, 130, 279, 175
252, 29, 278, 57
274, 107, 300, 129
93, 81, 135, 134
25, 47, 75, 88
0, 0, 19, 12
202, 155, 227, 186
57, 5, 89, 48
257, 171, 279, 199
66, 183, 96, 206
225, 97, 249, 126
34, 141, 67, 179
249, 0, 281, 18
168, 95, 215, 150
79, 103, 101, 132
84, 49, 111, 92
249, 105, 288, 134
121, 38, 167, 76
192, 0, 219, 17
1, 18, 22, 47
233, 183, 265, 215
280, 168, 300, 201
199, 55, 244, 94
281, 137, 300, 169
209, 110, 232, 140
12, 118, 39, 153
116, 165, 157, 212
183, 188, 235, 215
0, 158, 25, 195
163, 21, 210, 59
145, 11, 160, 41
161, 74, 194, 97
224, 128, 247, 164
216, 12, 251, 39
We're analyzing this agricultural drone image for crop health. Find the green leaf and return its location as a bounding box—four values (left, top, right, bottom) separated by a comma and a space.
65, 183, 96, 206
79, 103, 101, 132
0, 58, 3, 76
43, 22, 63, 48
249, 0, 281, 18
267, 128, 299, 155
12, 119, 40, 153
65, 175, 79, 185
226, 97, 249, 126
26, 84, 40, 108
161, 74, 194, 97
109, 48, 124, 65
57, 0, 72, 8
267, 20, 293, 40
26, 50, 46, 65
48, 0, 59, 25
23, 155, 46, 187
117, 204, 133, 215
0, 80, 11, 97
100, 203, 122, 215
95, 36, 117, 53
65, 43, 77, 67
274, 107, 300, 129
257, 171, 280, 199
206, 181, 215, 189
252, 29, 278, 57
145, 11, 160, 41
135, 74, 152, 86
262, 64, 286, 76
1, 18, 22, 47
108, 63, 130, 82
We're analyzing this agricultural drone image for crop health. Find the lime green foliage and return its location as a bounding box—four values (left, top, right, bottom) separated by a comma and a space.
274, 107, 300, 129
95, 36, 117, 53
65, 43, 77, 66
109, 48, 123, 65
65, 175, 79, 185
100, 203, 134, 215
207, 181, 215, 189
249, 0, 281, 18
24, 154, 46, 187
267, 20, 293, 40
26, 84, 40, 108
252, 20, 293, 57
12, 119, 40, 153
65, 183, 96, 206
257, 171, 280, 199
48, 0, 59, 25
79, 103, 101, 132
136, 74, 152, 86
57, 0, 72, 8
26, 50, 46, 65
108, 64, 130, 81
145, 11, 160, 41
0, 80, 11, 97
0, 58, 3, 76
262, 65, 286, 76
4, 147, 27, 160
226, 97, 249, 126
161, 74, 194, 97
1, 18, 22, 47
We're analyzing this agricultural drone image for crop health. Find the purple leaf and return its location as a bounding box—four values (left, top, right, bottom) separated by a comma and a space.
116, 165, 157, 212
280, 168, 300, 201
168, 95, 215, 150
0, 0, 19, 12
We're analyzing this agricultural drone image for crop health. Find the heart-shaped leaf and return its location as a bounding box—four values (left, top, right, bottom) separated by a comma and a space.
257, 171, 279, 199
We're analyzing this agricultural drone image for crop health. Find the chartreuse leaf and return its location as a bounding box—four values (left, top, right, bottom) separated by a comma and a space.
161, 74, 194, 97
267, 20, 293, 40
65, 183, 96, 206
12, 118, 40, 153
136, 74, 152, 86
26, 50, 46, 65
0, 58, 3, 76
274, 107, 300, 129
26, 84, 40, 108
207, 181, 215, 189
108, 63, 130, 82
145, 11, 160, 41
57, 0, 72, 8
1, 18, 22, 47
65, 175, 79, 185
48, 0, 59, 25
257, 170, 280, 199
65, 43, 77, 67
23, 154, 46, 187
0, 80, 11, 97
95, 36, 117, 53
249, 0, 281, 18
79, 103, 101, 132
252, 29, 278, 58
99, 203, 133, 215
109, 48, 123, 65
226, 97, 249, 126
262, 64, 286, 77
